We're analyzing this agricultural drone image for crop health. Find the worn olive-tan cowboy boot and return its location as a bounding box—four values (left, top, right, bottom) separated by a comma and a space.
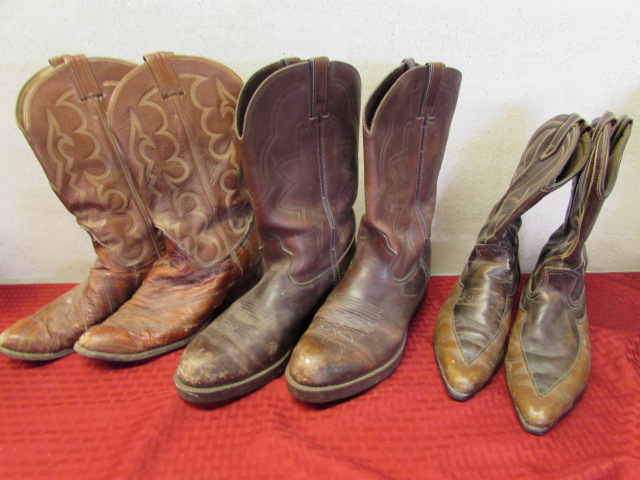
0, 55, 164, 361
505, 112, 632, 434
434, 114, 591, 400
74, 53, 260, 361
174, 57, 361, 402
286, 60, 461, 402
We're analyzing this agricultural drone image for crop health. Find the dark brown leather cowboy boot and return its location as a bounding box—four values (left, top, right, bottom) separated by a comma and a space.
505, 112, 632, 434
0, 55, 165, 360
433, 114, 591, 400
74, 53, 261, 361
286, 60, 461, 402
174, 57, 361, 402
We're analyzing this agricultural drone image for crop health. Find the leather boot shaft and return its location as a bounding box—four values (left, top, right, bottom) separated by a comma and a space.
236, 57, 361, 283
530, 113, 633, 292
477, 114, 590, 246
16, 55, 164, 268
108, 52, 252, 271
361, 60, 461, 279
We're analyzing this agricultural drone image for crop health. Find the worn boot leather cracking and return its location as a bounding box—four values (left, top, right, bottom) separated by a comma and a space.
505, 112, 632, 434
0, 55, 164, 361
174, 57, 361, 402
286, 59, 462, 403
433, 114, 590, 400
74, 53, 260, 361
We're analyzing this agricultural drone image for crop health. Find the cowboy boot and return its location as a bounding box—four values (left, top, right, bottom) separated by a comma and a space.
433, 114, 591, 400
286, 60, 461, 402
174, 57, 361, 402
0, 55, 164, 360
74, 53, 261, 361
505, 112, 632, 434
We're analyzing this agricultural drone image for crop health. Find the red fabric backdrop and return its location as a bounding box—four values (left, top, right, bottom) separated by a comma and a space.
1, 273, 639, 480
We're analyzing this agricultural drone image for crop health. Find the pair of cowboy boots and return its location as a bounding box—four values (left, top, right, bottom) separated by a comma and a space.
174, 58, 462, 404
0, 53, 260, 362
434, 112, 632, 434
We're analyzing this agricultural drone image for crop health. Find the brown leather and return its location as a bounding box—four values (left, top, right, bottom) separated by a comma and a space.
174, 57, 361, 403
433, 114, 591, 400
74, 53, 260, 361
285, 60, 461, 402
505, 112, 632, 434
0, 55, 164, 361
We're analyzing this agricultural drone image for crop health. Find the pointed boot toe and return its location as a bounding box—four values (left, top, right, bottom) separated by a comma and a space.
505, 304, 591, 435
75, 324, 147, 360
434, 281, 513, 401
0, 320, 72, 361
0, 286, 93, 360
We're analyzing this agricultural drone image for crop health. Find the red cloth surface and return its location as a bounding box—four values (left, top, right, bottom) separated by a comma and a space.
1, 273, 639, 480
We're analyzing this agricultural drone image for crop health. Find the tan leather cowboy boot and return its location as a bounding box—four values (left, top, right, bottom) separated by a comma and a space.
505, 112, 632, 434
0, 55, 165, 360
286, 60, 461, 402
74, 53, 261, 361
174, 57, 361, 402
433, 114, 591, 400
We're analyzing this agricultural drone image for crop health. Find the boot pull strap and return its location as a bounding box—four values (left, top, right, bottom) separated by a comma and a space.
419, 62, 445, 119
48, 56, 66, 67
280, 57, 301, 66
603, 114, 632, 197
402, 58, 416, 69
49, 54, 103, 101
310, 57, 329, 117
612, 114, 632, 146
591, 111, 616, 134
144, 51, 184, 99
591, 112, 631, 199
541, 113, 584, 160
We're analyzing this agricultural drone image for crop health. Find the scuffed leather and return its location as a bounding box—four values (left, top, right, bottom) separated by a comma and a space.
0, 56, 164, 360
287, 61, 461, 399
175, 58, 361, 396
434, 114, 591, 400
75, 54, 260, 360
506, 112, 633, 434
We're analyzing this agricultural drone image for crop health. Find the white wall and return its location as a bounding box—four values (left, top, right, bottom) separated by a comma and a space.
0, 0, 638, 283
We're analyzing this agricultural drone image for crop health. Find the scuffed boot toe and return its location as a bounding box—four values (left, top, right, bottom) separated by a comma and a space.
434, 351, 490, 401
174, 331, 290, 404
286, 331, 406, 404
0, 317, 75, 361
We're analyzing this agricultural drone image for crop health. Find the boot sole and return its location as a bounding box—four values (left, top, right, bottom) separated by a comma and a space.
285, 335, 406, 403
0, 345, 74, 361
174, 347, 292, 404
